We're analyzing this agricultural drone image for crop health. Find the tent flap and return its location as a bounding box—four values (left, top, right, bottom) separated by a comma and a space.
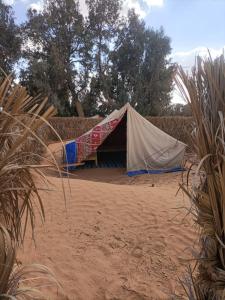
127, 104, 186, 173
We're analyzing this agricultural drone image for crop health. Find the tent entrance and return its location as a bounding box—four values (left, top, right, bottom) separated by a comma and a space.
97, 113, 127, 168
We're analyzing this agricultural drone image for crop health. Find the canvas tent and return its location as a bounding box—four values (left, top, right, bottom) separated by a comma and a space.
65, 103, 186, 176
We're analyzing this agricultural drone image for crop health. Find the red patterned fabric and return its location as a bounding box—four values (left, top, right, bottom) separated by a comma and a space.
75, 117, 122, 162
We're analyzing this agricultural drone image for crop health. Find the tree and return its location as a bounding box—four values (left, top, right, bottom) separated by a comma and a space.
21, 2, 174, 117
83, 0, 122, 115
164, 103, 192, 116
110, 10, 146, 110
21, 0, 92, 116
110, 10, 174, 116
0, 1, 21, 73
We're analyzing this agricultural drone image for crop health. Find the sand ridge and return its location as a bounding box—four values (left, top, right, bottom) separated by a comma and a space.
18, 168, 197, 299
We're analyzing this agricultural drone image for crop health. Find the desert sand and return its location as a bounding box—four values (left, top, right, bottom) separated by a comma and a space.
18, 143, 197, 299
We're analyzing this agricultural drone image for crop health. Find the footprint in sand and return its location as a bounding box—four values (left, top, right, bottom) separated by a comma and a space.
132, 246, 143, 258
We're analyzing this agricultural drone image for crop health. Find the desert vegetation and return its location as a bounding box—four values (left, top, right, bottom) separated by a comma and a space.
177, 54, 225, 299
0, 74, 62, 298
1, 0, 178, 117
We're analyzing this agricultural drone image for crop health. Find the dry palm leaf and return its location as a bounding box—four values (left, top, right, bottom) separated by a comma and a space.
0, 74, 67, 298
0, 75, 67, 244
176, 54, 225, 299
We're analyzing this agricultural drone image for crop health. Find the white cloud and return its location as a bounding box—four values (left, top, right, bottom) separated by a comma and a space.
122, 0, 164, 19
144, 0, 164, 7
171, 88, 185, 104
76, 0, 165, 19
29, 0, 43, 12
171, 46, 225, 104
78, 0, 88, 18
173, 46, 225, 71
122, 0, 147, 18
2, 0, 15, 5
28, 0, 86, 14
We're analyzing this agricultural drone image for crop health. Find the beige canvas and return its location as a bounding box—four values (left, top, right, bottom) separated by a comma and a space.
125, 104, 186, 172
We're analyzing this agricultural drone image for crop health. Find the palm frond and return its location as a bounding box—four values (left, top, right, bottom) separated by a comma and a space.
0, 75, 64, 244
176, 54, 225, 299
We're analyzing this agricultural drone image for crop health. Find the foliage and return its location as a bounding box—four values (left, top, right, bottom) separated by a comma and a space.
0, 0, 21, 73
176, 54, 225, 299
21, 0, 92, 117
0, 75, 58, 243
0, 0, 175, 116
164, 103, 192, 116
84, 9, 174, 116
82, 0, 122, 115
108, 11, 174, 116
17, 0, 174, 117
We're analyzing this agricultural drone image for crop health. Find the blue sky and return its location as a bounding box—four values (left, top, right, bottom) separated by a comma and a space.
4, 0, 225, 103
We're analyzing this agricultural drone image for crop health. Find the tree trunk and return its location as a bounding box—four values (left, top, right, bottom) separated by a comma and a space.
74, 99, 85, 117
67, 77, 85, 117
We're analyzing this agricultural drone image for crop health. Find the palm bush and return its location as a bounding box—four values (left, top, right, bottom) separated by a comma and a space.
0, 75, 59, 242
0, 75, 63, 298
176, 54, 225, 299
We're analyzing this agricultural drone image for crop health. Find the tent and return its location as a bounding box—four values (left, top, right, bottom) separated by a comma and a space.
65, 103, 186, 176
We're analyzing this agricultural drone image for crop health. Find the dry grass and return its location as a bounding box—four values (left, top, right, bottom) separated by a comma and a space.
176, 54, 225, 299
0, 75, 59, 243
0, 75, 64, 298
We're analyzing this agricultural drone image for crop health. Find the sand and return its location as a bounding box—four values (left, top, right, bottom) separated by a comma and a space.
18, 165, 197, 300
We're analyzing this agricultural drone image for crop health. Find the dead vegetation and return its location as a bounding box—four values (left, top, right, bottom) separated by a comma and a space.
176, 54, 225, 299
0, 74, 63, 298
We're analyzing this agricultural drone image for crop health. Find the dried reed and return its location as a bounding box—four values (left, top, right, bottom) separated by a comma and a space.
0, 74, 64, 298
176, 54, 225, 299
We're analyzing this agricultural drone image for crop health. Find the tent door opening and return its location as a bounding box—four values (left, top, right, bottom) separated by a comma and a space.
97, 113, 127, 168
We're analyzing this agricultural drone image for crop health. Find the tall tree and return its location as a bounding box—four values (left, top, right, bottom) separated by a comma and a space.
83, 0, 122, 115
110, 10, 174, 116
0, 1, 21, 73
110, 10, 146, 109
21, 0, 92, 116
21, 1, 174, 117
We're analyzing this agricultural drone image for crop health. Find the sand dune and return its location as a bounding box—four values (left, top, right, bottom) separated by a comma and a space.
18, 168, 197, 299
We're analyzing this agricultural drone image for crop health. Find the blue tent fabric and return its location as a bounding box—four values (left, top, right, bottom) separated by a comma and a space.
65, 141, 77, 171
127, 166, 185, 177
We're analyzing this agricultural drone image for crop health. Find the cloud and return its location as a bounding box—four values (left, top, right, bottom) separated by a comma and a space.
2, 0, 15, 5
26, 0, 84, 14
171, 45, 225, 104
29, 0, 43, 12
122, 0, 164, 19
77, 0, 147, 19
78, 0, 88, 18
144, 0, 164, 7
173, 46, 225, 71
122, 0, 147, 18
171, 88, 185, 104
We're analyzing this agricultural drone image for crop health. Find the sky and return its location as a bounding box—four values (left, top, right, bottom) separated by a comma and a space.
3, 0, 225, 103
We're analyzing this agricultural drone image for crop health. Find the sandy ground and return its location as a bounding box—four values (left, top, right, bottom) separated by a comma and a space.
18, 164, 197, 300
17, 142, 198, 299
